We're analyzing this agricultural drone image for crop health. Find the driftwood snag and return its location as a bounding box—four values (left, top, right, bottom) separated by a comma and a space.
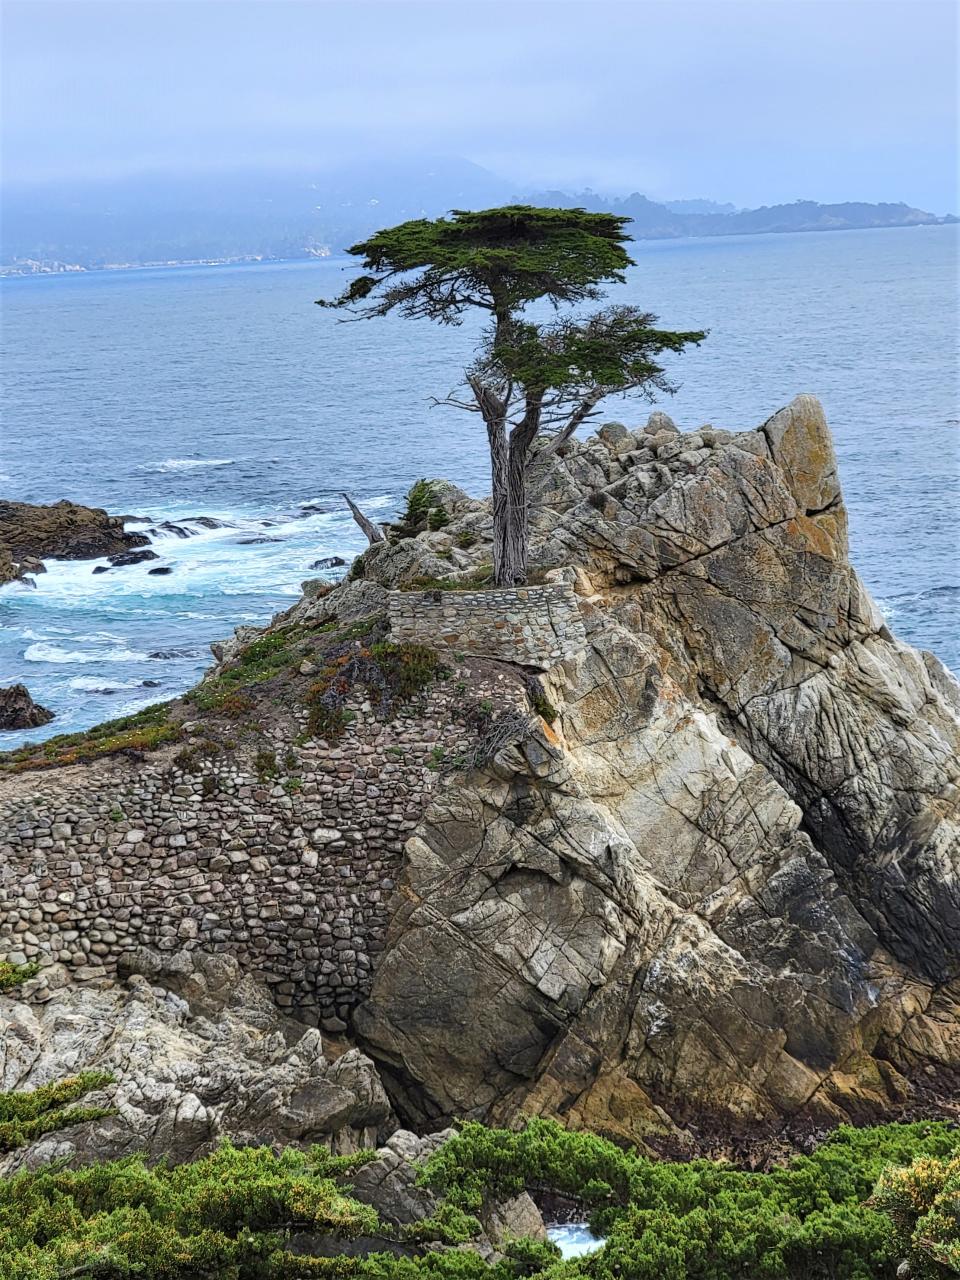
343, 493, 385, 545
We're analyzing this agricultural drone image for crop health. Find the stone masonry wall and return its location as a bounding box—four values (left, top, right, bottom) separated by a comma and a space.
388, 583, 586, 667
0, 664, 522, 1032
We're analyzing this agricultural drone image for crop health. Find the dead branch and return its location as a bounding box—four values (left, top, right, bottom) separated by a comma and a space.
342, 492, 386, 545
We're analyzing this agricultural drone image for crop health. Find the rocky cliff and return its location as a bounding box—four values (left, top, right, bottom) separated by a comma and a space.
2, 395, 958, 1151
343, 395, 960, 1141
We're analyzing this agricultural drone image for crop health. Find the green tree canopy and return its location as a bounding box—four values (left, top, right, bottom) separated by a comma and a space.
318, 206, 705, 586
318, 205, 636, 322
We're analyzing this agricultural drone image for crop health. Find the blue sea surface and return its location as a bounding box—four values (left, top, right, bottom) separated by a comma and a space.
2, 225, 958, 746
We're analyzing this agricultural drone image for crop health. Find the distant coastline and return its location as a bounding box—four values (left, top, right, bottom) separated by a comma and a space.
0, 248, 333, 279
2, 216, 955, 279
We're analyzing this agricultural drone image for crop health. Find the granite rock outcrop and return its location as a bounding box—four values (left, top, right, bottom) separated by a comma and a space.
351, 395, 960, 1140
0, 684, 54, 730
0, 948, 391, 1173
2, 395, 958, 1149
0, 499, 150, 582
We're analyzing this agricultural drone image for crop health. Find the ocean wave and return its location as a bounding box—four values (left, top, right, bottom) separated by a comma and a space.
25, 641, 150, 664
890, 584, 959, 603
68, 675, 149, 692
138, 458, 236, 473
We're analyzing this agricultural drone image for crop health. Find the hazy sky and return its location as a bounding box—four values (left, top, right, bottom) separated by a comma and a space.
3, 0, 957, 210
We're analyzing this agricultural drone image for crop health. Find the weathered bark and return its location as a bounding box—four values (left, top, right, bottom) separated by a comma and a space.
342, 493, 385, 546
539, 393, 601, 458
488, 420, 513, 586
471, 308, 544, 586
495, 397, 542, 586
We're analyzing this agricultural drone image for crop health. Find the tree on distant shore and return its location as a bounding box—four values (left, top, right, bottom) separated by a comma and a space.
319, 206, 705, 586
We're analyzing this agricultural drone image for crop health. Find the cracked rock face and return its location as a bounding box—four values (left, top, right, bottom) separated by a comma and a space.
353, 395, 960, 1142
0, 949, 391, 1172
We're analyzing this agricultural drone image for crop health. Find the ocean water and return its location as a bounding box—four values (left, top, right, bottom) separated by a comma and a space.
546, 1223, 604, 1259
2, 225, 958, 747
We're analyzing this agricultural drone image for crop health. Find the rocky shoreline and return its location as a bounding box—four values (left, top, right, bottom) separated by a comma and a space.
0, 498, 153, 586
1, 395, 957, 1157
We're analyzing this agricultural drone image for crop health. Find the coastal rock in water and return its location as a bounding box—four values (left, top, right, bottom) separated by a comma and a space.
0, 949, 392, 1172
108, 548, 160, 567
0, 684, 54, 730
311, 555, 347, 570
0, 498, 149, 573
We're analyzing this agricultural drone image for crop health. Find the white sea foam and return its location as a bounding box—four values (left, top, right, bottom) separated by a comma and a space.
25, 642, 150, 664
546, 1225, 604, 1260
139, 458, 236, 473
68, 675, 147, 691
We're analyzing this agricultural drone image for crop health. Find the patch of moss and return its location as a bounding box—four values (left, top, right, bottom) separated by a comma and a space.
526, 677, 559, 724
407, 564, 494, 591
0, 704, 180, 774
0, 961, 40, 993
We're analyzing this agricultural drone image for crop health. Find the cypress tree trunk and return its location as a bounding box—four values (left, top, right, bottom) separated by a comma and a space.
494, 396, 542, 587
488, 418, 515, 587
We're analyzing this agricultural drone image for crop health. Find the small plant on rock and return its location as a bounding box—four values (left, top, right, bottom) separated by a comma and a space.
0, 960, 40, 993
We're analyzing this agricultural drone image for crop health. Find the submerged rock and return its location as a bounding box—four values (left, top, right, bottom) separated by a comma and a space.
108, 548, 160, 567
0, 684, 54, 730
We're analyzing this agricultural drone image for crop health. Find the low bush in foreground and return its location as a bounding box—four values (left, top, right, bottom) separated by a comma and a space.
0, 1107, 957, 1279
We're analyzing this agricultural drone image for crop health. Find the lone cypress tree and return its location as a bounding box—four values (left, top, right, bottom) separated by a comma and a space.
319, 206, 705, 586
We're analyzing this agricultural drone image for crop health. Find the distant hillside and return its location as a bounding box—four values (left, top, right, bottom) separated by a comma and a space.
1, 159, 954, 274
532, 189, 955, 238
663, 197, 739, 215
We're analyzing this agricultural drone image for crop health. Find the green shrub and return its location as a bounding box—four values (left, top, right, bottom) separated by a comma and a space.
0, 960, 40, 993
189, 627, 304, 713
0, 704, 180, 774
404, 479, 440, 527
0, 1071, 115, 1154
254, 749, 278, 781
871, 1154, 960, 1276
0, 1140, 380, 1280
303, 627, 446, 742
420, 1118, 960, 1280
1, 1108, 956, 1280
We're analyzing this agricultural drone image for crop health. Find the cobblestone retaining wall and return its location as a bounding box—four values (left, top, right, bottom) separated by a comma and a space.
0, 666, 520, 1031
388, 583, 586, 666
